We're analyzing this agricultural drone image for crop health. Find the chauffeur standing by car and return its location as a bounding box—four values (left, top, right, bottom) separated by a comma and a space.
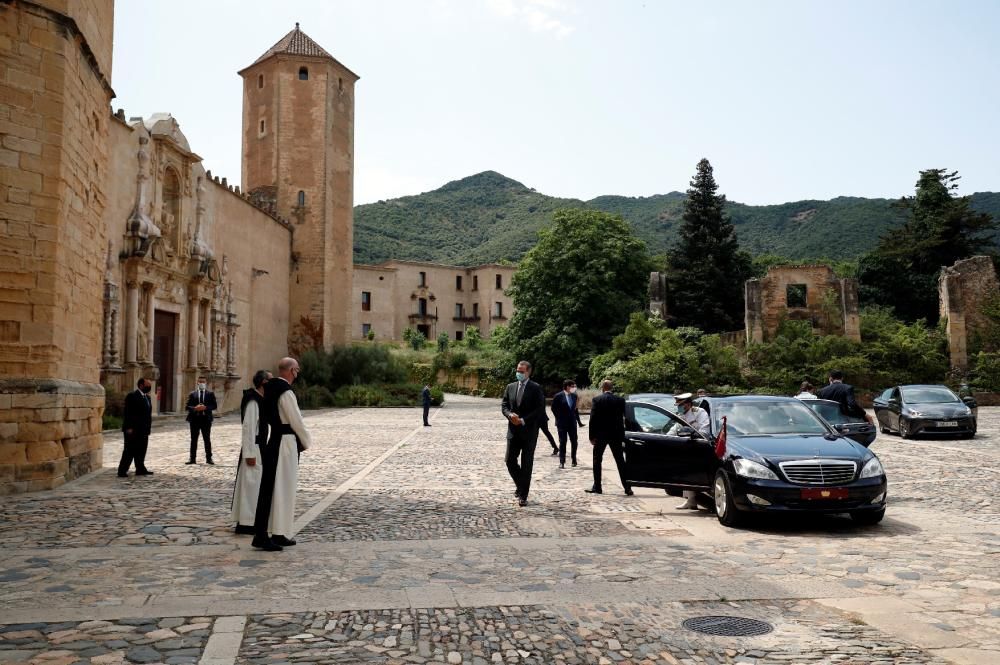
674, 392, 711, 510
817, 370, 873, 424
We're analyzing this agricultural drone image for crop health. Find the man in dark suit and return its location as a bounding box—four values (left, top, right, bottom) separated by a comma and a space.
118, 378, 153, 477
586, 379, 632, 496
816, 370, 872, 423
185, 375, 218, 464
551, 379, 585, 469
422, 384, 432, 426
501, 360, 545, 506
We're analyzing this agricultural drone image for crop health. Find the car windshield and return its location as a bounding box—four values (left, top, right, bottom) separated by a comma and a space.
714, 400, 830, 436
901, 386, 959, 403
804, 400, 861, 425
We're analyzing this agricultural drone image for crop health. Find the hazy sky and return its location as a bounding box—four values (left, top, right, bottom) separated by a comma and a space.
112, 0, 1000, 205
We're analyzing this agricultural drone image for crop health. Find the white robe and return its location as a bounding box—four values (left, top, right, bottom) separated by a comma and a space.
268, 389, 312, 537
231, 399, 263, 526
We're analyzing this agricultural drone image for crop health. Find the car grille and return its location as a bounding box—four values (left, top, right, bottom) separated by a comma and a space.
779, 460, 857, 485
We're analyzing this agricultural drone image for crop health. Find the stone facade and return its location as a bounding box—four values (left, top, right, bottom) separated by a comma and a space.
1, 13, 357, 493
1, 0, 115, 493
745, 265, 861, 344
239, 25, 358, 350
352, 261, 516, 342
940, 255, 1000, 371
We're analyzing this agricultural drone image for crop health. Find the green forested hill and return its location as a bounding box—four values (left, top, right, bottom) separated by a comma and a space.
353, 171, 1000, 265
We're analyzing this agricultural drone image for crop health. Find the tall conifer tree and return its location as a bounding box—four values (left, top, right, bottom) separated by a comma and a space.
666, 159, 751, 332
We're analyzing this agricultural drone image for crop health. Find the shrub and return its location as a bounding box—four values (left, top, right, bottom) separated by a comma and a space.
103, 383, 126, 418
366, 328, 376, 341
971, 352, 1000, 391
437, 332, 449, 353
409, 331, 426, 351
102, 414, 122, 431
465, 326, 482, 349
333, 384, 388, 407
298, 385, 336, 409
449, 352, 468, 370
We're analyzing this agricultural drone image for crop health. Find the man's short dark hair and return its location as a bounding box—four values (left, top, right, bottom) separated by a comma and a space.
136, 378, 146, 388
252, 370, 269, 389
563, 379, 575, 389
197, 375, 207, 382
517, 360, 532, 371
829, 370, 844, 381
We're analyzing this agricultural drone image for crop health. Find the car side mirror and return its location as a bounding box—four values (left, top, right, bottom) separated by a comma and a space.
888, 398, 900, 406
833, 423, 847, 433
962, 396, 977, 408
674, 425, 696, 438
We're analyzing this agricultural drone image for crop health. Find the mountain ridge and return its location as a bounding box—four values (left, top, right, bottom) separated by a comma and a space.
353, 171, 1000, 265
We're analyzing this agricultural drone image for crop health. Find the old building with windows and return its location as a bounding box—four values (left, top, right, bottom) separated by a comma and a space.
0, 6, 359, 493
352, 261, 516, 342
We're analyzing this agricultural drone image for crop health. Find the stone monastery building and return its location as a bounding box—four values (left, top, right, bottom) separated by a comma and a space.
0, 1, 513, 494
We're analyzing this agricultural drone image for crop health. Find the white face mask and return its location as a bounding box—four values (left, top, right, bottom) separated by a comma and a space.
569, 387, 577, 394
197, 383, 207, 391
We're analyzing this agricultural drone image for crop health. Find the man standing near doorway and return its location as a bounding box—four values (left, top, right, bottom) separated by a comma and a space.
118, 378, 153, 477
501, 360, 545, 506
551, 379, 585, 469
185, 375, 217, 465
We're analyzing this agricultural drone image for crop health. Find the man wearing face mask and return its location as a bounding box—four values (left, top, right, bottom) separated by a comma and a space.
118, 378, 154, 477
550, 379, 585, 469
185, 375, 218, 465
501, 360, 546, 506
673, 392, 710, 510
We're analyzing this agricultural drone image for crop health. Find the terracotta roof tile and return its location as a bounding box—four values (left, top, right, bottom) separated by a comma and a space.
252, 23, 334, 66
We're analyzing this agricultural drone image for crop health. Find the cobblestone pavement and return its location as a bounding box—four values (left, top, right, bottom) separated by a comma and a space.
0, 396, 997, 664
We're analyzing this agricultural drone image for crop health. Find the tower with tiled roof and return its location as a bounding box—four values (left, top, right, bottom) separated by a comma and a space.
239, 24, 359, 348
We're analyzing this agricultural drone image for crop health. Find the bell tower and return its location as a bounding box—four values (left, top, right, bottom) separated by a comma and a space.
239, 24, 358, 348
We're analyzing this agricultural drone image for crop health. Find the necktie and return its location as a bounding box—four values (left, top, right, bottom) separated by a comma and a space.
199, 390, 204, 404
516, 382, 524, 407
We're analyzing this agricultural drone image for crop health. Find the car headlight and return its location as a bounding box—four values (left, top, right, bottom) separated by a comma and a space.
859, 456, 884, 479
908, 410, 923, 417
733, 458, 779, 480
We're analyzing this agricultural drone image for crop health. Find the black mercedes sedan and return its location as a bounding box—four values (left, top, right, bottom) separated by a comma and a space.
623, 395, 888, 528
800, 398, 876, 447
872, 385, 977, 439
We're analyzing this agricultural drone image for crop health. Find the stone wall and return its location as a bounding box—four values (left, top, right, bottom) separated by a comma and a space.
745, 265, 861, 344
1, 0, 115, 493
352, 261, 516, 342
939, 255, 1000, 371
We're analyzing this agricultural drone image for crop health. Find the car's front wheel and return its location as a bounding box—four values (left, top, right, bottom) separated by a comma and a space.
713, 470, 743, 528
850, 507, 885, 525
898, 418, 912, 439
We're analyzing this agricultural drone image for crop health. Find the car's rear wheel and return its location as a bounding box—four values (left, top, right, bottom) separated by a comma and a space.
898, 418, 912, 439
713, 471, 743, 528
850, 507, 885, 525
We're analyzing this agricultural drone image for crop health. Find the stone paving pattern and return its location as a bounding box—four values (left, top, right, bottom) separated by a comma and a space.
0, 396, 997, 664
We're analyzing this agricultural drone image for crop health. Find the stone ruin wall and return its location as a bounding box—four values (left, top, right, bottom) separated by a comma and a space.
745, 265, 860, 344
940, 255, 1000, 371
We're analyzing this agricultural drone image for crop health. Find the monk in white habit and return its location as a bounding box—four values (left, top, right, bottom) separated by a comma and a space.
232, 370, 270, 534
252, 357, 311, 551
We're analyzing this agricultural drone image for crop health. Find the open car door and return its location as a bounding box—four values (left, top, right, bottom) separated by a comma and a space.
623, 402, 717, 490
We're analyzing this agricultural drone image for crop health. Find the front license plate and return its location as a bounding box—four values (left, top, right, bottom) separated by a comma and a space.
938, 421, 958, 427
801, 488, 848, 500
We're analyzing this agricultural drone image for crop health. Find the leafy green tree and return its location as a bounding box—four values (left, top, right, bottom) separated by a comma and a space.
665, 159, 753, 333
464, 325, 482, 349
437, 332, 449, 352
502, 209, 653, 382
408, 331, 426, 351
858, 169, 997, 323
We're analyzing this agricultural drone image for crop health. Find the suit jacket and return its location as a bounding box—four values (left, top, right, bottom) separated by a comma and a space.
501, 379, 545, 442
551, 391, 584, 429
589, 391, 626, 443
185, 388, 218, 422
816, 382, 865, 418
421, 386, 431, 407
122, 389, 152, 436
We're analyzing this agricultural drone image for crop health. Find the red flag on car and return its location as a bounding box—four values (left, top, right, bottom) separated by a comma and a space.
714, 416, 727, 459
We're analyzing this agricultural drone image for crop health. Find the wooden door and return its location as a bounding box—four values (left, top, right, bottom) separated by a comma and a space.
153, 310, 177, 412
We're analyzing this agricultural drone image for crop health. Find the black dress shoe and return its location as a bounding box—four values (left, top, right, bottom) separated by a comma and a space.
624, 488, 634, 496
234, 524, 255, 535
206, 459, 215, 465
572, 461, 578, 467
251, 537, 282, 551
559, 463, 565, 469
136, 469, 153, 476
517, 498, 527, 507
117, 473, 128, 478
585, 487, 602, 494
185, 460, 196, 465
271, 535, 296, 547
550, 449, 559, 456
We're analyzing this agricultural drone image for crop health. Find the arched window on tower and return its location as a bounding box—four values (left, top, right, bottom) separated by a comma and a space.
257, 74, 263, 88
299, 66, 309, 80
297, 190, 306, 207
